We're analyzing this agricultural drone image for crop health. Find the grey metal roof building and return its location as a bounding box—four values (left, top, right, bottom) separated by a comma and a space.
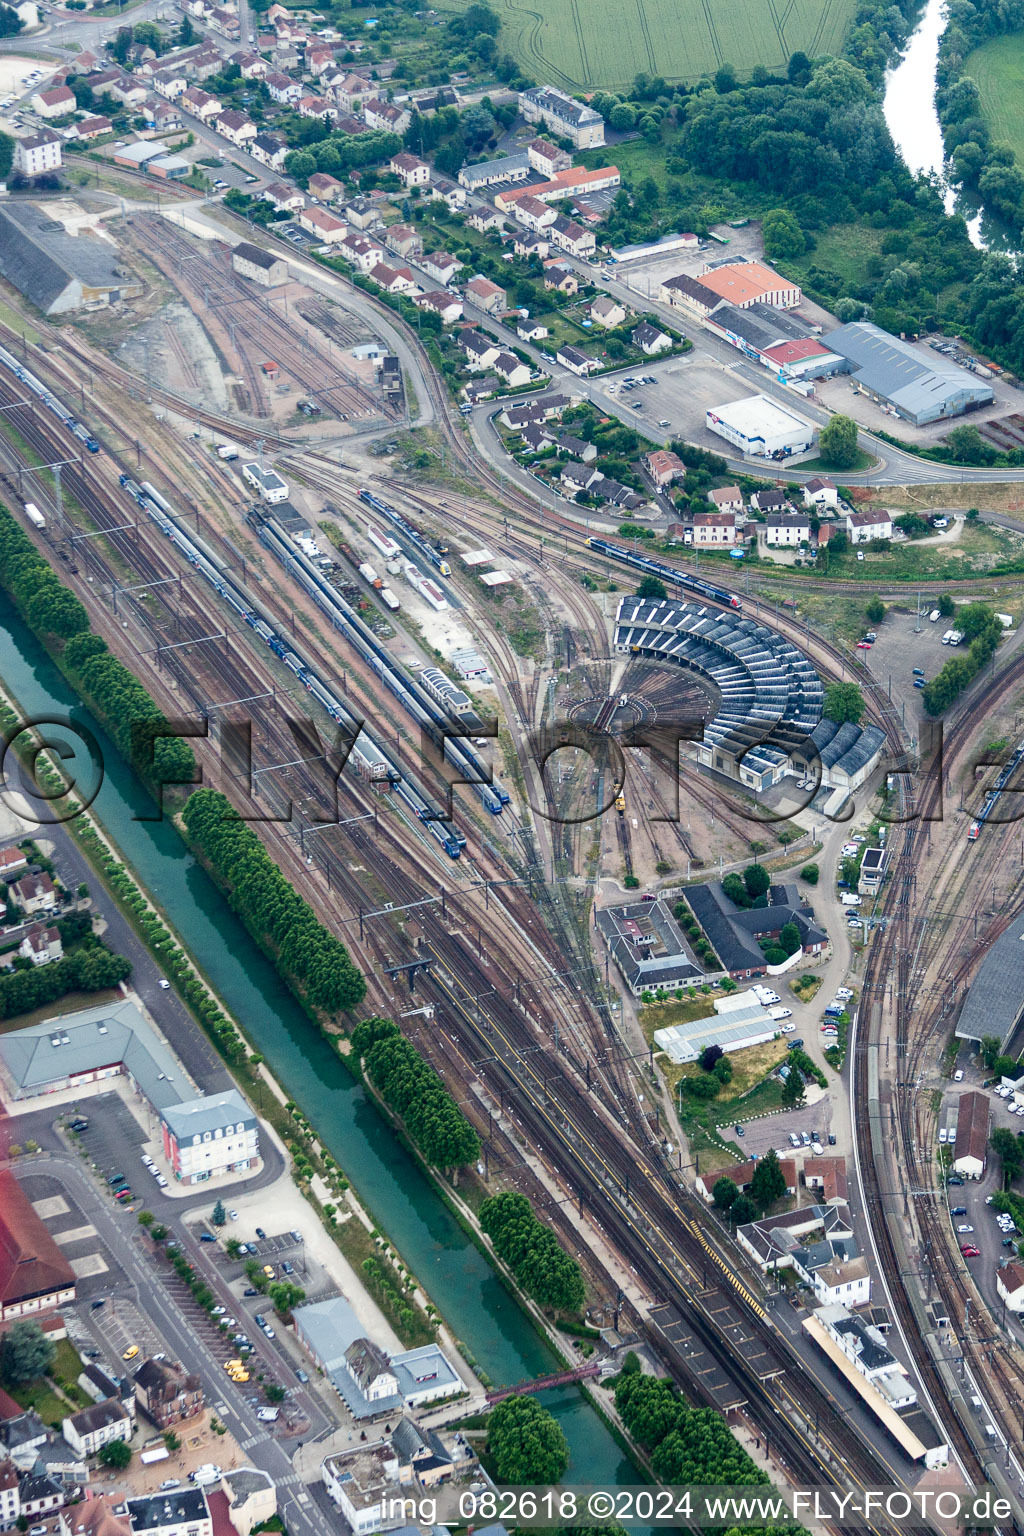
457, 152, 529, 189
0, 1000, 191, 1109
0, 202, 143, 315
682, 880, 827, 978
159, 1088, 255, 1142
595, 899, 705, 996
825, 321, 994, 425
955, 907, 1024, 1047
704, 301, 819, 360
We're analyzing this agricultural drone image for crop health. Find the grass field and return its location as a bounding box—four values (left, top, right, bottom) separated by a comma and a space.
966, 34, 1024, 163
444, 0, 855, 89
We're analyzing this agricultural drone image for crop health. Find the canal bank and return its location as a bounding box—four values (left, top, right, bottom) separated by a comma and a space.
0, 589, 639, 1488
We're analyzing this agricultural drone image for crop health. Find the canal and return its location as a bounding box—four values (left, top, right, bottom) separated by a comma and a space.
0, 590, 638, 1487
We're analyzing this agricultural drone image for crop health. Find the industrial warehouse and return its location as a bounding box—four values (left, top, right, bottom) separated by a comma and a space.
706, 394, 815, 459
824, 322, 994, 425
613, 595, 885, 799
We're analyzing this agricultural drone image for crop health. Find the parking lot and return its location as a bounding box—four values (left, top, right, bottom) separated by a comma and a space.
856, 606, 975, 733
18, 1169, 126, 1298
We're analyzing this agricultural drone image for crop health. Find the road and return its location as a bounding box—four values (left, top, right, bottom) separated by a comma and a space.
26, 1150, 332, 1536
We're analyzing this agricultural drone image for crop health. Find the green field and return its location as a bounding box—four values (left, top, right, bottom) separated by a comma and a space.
966, 34, 1024, 162
446, 0, 854, 89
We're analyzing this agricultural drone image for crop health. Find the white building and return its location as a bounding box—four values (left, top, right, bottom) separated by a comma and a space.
846, 509, 894, 544
160, 1088, 259, 1185
706, 394, 813, 459
322, 1445, 400, 1536
803, 476, 837, 508
996, 1261, 1024, 1313
127, 1489, 212, 1536
241, 464, 288, 503
14, 130, 62, 176
62, 1401, 132, 1459
763, 513, 811, 547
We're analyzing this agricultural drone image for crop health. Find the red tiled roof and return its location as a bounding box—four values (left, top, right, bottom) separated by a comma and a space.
0, 1170, 75, 1309
761, 338, 830, 365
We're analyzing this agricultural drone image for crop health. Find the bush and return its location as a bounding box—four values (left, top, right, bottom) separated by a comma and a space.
800, 863, 819, 885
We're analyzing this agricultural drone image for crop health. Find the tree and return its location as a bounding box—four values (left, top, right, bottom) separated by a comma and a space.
268, 1280, 307, 1315
700, 1044, 724, 1072
779, 921, 802, 957
823, 681, 864, 724
487, 1395, 569, 1484
609, 102, 637, 131
991, 1127, 1024, 1186
749, 1149, 787, 1210
163, 1431, 181, 1452
722, 872, 749, 907
264, 1383, 286, 1403
712, 1176, 739, 1210
98, 1440, 132, 1470
713, 1055, 733, 1085
800, 863, 819, 885
980, 1035, 1001, 1070
137, 1210, 154, 1228
761, 208, 805, 259
0, 1321, 55, 1385
938, 592, 956, 617
743, 863, 770, 901
480, 1193, 585, 1313
866, 596, 885, 624
211, 1200, 226, 1228
636, 575, 667, 600
730, 1194, 757, 1224
177, 12, 196, 44
781, 1069, 805, 1109
684, 1073, 720, 1100
818, 414, 860, 469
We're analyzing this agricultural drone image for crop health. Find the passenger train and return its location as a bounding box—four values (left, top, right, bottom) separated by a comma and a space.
358, 488, 453, 579
0, 342, 101, 454
117, 474, 465, 859
584, 536, 742, 611
968, 736, 1024, 840
250, 509, 507, 818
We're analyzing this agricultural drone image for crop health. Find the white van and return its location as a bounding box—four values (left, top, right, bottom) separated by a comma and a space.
841, 893, 862, 906
929, 609, 941, 621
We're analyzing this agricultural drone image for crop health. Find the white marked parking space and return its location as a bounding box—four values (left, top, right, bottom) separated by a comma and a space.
54, 1224, 98, 1245
32, 1195, 69, 1219
70, 1252, 109, 1277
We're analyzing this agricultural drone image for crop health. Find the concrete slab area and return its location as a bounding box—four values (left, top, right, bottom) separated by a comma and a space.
69, 1252, 108, 1277
32, 1195, 70, 1219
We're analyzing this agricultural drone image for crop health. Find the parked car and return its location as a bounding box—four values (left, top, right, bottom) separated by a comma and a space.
953, 1068, 964, 1081
122, 1345, 139, 1360
255, 1227, 267, 1240
950, 1206, 967, 1215
158, 978, 170, 989
961, 1245, 980, 1257
200, 1233, 218, 1243
781, 1022, 796, 1033
734, 1124, 745, 1137
956, 1224, 974, 1233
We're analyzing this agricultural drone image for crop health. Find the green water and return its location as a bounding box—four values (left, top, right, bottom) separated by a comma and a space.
0, 593, 637, 1486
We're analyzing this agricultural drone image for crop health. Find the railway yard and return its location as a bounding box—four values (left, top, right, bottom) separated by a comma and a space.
6, 209, 1024, 1536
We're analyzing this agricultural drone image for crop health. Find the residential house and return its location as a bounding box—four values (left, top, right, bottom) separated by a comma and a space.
13, 131, 62, 177
61, 1401, 131, 1460
366, 262, 417, 295
696, 1156, 797, 1202
342, 196, 381, 230
543, 259, 577, 294
519, 422, 554, 453
0, 846, 27, 878
265, 72, 301, 105
250, 133, 287, 170
709, 485, 744, 512
180, 86, 222, 119
527, 137, 571, 177
219, 1470, 277, 1536
499, 393, 569, 429
126, 1490, 212, 1536
426, 175, 466, 209
560, 463, 600, 495
553, 433, 596, 462
587, 476, 646, 511
549, 214, 595, 258
148, 102, 183, 133
632, 321, 671, 355
803, 476, 838, 508
556, 344, 597, 376
335, 230, 386, 267
133, 1358, 202, 1429
215, 109, 256, 147
690, 511, 739, 546
307, 172, 345, 203
299, 206, 347, 244
262, 182, 304, 212
0, 1460, 17, 1527
19, 1473, 63, 1518
415, 291, 463, 325
457, 328, 500, 372
493, 352, 531, 388
298, 96, 336, 122
10, 873, 57, 915
461, 376, 499, 405
384, 223, 421, 260
587, 294, 626, 328
643, 449, 685, 487
996, 1261, 1024, 1313
333, 72, 366, 112
104, 75, 148, 108
31, 85, 75, 118
421, 251, 463, 286
750, 488, 790, 514
464, 275, 505, 314
466, 205, 503, 233
514, 230, 550, 260
763, 513, 811, 547
846, 509, 893, 544
322, 1444, 401, 1536
18, 926, 62, 967
389, 152, 430, 186
658, 272, 722, 316
235, 52, 267, 78
517, 318, 549, 342
803, 1157, 849, 1206
71, 115, 113, 141
362, 98, 409, 133
791, 1244, 870, 1308
306, 43, 335, 76
511, 194, 557, 233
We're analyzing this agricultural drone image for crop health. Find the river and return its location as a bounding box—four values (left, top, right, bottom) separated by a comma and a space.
882, 0, 1021, 253
0, 591, 638, 1489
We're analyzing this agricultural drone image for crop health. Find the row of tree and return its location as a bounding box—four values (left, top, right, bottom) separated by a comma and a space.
479, 1191, 586, 1314
181, 788, 365, 1014
614, 1361, 767, 1485
0, 508, 197, 793
350, 1016, 480, 1172
921, 602, 1003, 715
